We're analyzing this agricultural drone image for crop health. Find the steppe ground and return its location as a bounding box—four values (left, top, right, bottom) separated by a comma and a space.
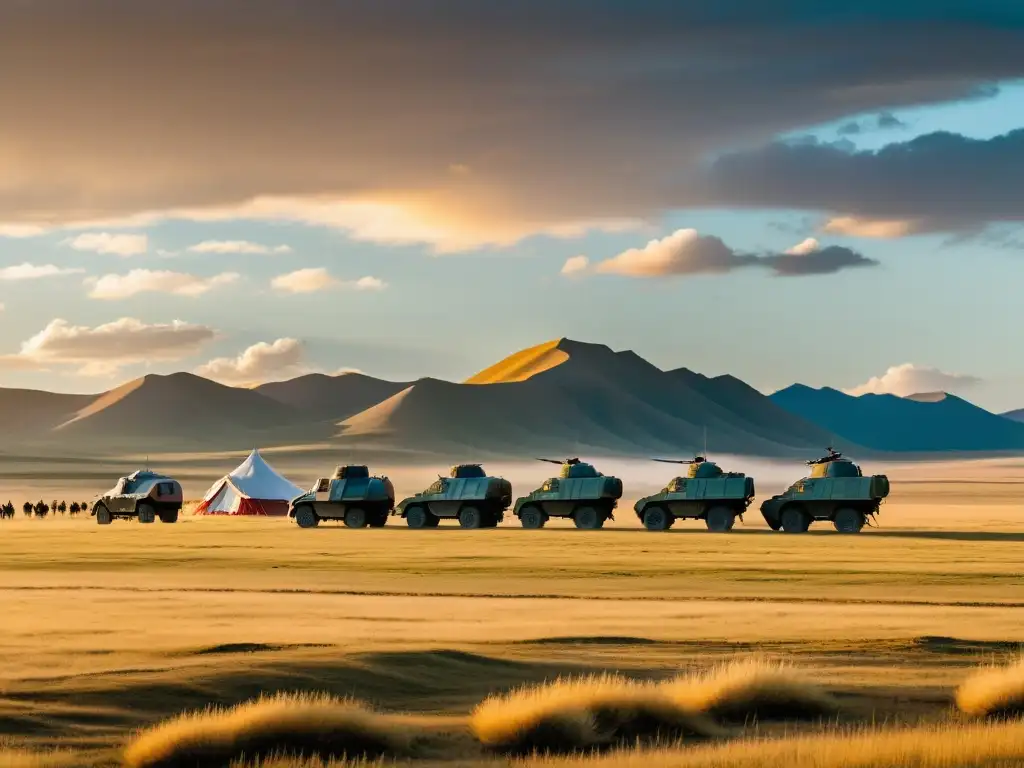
1, 455, 1024, 766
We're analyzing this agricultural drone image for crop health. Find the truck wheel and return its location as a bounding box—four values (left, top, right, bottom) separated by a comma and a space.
642, 506, 671, 531
780, 506, 810, 534
705, 506, 736, 532
138, 503, 156, 524
294, 505, 319, 529
344, 507, 368, 529
519, 506, 546, 529
158, 509, 179, 524
368, 511, 388, 528
95, 504, 112, 526
406, 506, 432, 529
833, 507, 865, 533
574, 506, 603, 530
459, 506, 483, 529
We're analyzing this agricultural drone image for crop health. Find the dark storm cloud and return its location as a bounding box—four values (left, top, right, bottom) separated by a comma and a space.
705, 129, 1024, 233
1, 1, 1024, 247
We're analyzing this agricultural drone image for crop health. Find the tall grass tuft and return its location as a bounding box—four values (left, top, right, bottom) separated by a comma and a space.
468, 673, 727, 755
956, 656, 1024, 718
123, 692, 411, 768
662, 658, 840, 723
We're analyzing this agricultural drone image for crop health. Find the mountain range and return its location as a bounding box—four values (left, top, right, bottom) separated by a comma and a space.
0, 337, 1020, 459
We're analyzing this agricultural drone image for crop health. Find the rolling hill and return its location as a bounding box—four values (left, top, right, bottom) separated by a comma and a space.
50, 373, 313, 452
0, 388, 97, 444
769, 385, 1024, 452
338, 338, 848, 457
255, 372, 410, 421
1002, 408, 1024, 423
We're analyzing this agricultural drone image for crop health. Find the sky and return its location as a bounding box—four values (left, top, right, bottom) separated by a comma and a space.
2, 1, 1024, 411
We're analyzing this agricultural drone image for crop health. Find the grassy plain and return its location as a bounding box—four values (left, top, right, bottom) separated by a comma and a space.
0, 457, 1023, 766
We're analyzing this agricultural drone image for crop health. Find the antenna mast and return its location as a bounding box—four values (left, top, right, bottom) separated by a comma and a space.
703, 425, 707, 458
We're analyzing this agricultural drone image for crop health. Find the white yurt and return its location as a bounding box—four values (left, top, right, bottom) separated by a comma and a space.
193, 449, 303, 517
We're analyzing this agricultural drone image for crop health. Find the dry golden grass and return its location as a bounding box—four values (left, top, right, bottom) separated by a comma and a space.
0, 751, 84, 768
663, 657, 840, 723
469, 673, 727, 755
122, 692, 413, 768
469, 659, 837, 755
955, 656, 1024, 718
521, 720, 1024, 768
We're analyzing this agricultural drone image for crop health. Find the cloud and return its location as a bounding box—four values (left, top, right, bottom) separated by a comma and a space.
187, 240, 293, 254
1, 3, 1022, 248
785, 238, 820, 256
821, 216, 925, 239
353, 275, 386, 290
561, 255, 590, 276
195, 338, 306, 385
591, 229, 877, 278
0, 263, 85, 281
0, 317, 216, 375
0, 224, 45, 238
271, 268, 386, 293
837, 112, 907, 136
706, 130, 1024, 235
845, 363, 982, 397
64, 232, 148, 256
87, 269, 240, 299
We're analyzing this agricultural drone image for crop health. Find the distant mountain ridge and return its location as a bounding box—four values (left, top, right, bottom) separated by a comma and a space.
1, 338, 1021, 458
338, 338, 842, 457
769, 384, 1024, 452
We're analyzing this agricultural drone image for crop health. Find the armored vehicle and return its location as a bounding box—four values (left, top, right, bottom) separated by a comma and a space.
513, 458, 624, 530
634, 456, 755, 532
760, 448, 890, 533
91, 470, 182, 525
289, 465, 394, 529
395, 464, 512, 529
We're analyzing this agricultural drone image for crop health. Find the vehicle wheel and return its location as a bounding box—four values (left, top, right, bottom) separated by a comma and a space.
705, 506, 736, 533
406, 506, 431, 529
833, 507, 865, 533
519, 506, 546, 529
459, 506, 483, 529
294, 505, 319, 529
780, 506, 810, 534
574, 506, 603, 530
368, 511, 388, 528
642, 506, 671, 531
137, 503, 156, 524
95, 504, 112, 526
344, 507, 368, 529
158, 509, 179, 524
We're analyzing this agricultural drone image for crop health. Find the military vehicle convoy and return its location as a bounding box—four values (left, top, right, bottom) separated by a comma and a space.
760, 449, 890, 533
513, 458, 624, 529
91, 470, 183, 525
395, 464, 512, 529
634, 456, 755, 532
289, 465, 394, 529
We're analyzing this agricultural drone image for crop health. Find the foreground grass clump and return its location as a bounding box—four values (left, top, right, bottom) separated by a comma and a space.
520, 719, 1024, 768
123, 692, 411, 768
663, 658, 840, 723
956, 656, 1024, 718
469, 673, 726, 755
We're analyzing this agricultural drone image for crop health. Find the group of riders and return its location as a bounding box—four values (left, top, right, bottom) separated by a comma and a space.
0, 500, 91, 519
